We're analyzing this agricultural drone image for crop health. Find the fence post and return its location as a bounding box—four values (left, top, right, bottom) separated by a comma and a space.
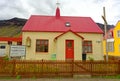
71, 60, 74, 77
118, 60, 120, 74
12, 60, 16, 77
90, 61, 93, 75
41, 59, 44, 77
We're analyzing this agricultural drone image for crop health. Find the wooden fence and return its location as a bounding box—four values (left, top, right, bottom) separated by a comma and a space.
0, 59, 120, 78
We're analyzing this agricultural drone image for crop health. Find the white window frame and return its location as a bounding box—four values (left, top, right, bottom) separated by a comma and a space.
107, 42, 114, 52
117, 30, 120, 38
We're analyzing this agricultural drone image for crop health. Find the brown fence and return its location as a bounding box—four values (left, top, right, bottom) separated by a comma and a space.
0, 59, 120, 78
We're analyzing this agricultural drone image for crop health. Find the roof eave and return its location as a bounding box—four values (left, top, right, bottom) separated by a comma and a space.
54, 30, 84, 40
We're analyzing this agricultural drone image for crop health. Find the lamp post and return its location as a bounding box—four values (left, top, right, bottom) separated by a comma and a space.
102, 7, 108, 62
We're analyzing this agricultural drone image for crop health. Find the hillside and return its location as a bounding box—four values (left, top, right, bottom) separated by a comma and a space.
0, 17, 27, 37
0, 17, 114, 37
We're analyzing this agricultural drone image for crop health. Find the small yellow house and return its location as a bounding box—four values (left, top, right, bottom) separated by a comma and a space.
22, 7, 104, 60
103, 21, 120, 60
0, 37, 22, 57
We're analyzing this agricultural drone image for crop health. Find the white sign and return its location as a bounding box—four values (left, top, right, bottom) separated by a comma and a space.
10, 45, 26, 57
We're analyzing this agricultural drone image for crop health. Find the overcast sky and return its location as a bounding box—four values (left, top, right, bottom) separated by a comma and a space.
0, 0, 120, 25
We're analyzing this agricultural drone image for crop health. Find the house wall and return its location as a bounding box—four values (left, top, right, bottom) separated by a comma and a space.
56, 32, 83, 60
0, 41, 9, 57
22, 32, 60, 60
103, 39, 115, 57
0, 41, 18, 57
103, 21, 120, 60
103, 21, 120, 57
22, 32, 104, 60
80, 33, 103, 60
112, 21, 120, 56
103, 40, 106, 55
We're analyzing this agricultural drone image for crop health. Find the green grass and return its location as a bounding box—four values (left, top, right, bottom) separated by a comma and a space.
0, 25, 22, 37
93, 75, 120, 79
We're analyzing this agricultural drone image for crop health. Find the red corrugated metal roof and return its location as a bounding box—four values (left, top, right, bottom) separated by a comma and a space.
0, 37, 22, 42
22, 8, 103, 34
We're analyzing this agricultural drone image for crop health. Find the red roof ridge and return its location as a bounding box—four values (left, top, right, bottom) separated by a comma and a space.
30, 15, 91, 18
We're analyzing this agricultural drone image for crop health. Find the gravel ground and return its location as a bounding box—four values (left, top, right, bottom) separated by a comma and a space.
0, 78, 120, 81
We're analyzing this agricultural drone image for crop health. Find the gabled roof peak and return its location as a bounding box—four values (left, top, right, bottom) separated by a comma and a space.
54, 30, 84, 40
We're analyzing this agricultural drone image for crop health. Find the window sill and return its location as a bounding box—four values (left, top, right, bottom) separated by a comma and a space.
36, 52, 49, 54
86, 53, 93, 54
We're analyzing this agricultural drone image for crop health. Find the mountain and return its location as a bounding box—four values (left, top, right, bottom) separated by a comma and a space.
0, 17, 27, 26
0, 17, 114, 37
0, 17, 27, 37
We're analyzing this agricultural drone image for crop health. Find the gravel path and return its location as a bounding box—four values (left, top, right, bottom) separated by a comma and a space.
0, 78, 120, 81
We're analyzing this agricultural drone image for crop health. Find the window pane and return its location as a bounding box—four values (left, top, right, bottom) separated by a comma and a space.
88, 46, 92, 52
67, 41, 72, 48
84, 42, 87, 45
17, 42, 22, 45
88, 41, 91, 45
117, 30, 120, 37
40, 41, 44, 44
8, 41, 12, 45
45, 46, 48, 52
44, 40, 48, 45
0, 46, 6, 49
36, 40, 40, 44
83, 41, 92, 53
36, 40, 48, 52
107, 42, 114, 52
40, 45, 45, 52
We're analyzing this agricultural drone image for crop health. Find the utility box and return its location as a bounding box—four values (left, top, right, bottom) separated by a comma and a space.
82, 53, 86, 61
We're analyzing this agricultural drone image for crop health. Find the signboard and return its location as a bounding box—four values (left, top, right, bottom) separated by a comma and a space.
10, 45, 26, 57
51, 54, 56, 60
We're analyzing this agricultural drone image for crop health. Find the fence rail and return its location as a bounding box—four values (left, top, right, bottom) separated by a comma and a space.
0, 59, 120, 78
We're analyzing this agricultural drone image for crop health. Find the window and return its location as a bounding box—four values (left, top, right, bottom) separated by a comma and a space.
117, 30, 120, 37
36, 39, 48, 52
107, 42, 114, 52
8, 41, 12, 45
0, 45, 5, 49
83, 41, 92, 53
108, 32, 113, 38
119, 45, 120, 52
67, 41, 72, 48
17, 42, 22, 45
65, 22, 71, 27
0, 45, 6, 56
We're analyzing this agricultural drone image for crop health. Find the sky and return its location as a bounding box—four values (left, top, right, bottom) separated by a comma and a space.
0, 0, 120, 25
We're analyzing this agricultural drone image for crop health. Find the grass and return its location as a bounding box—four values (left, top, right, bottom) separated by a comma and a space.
93, 75, 120, 79
0, 25, 22, 37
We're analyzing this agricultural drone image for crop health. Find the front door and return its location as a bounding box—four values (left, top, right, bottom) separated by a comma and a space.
66, 40, 74, 60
